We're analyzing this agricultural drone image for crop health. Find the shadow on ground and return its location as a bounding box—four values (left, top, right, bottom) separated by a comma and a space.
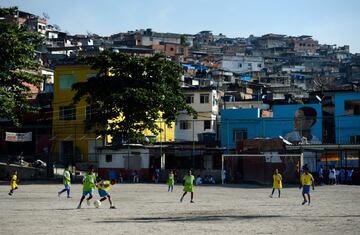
95, 214, 360, 224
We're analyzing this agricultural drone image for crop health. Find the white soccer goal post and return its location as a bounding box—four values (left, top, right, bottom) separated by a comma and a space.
221, 153, 304, 184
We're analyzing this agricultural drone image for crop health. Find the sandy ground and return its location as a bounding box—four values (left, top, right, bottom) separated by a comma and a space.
1, 183, 360, 235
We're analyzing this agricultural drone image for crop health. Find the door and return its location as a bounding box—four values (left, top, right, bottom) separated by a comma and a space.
61, 141, 73, 163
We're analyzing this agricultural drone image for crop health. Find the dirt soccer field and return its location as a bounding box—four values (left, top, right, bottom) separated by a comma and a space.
1, 183, 360, 234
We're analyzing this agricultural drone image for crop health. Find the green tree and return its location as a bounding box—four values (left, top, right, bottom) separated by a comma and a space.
0, 7, 44, 125
72, 50, 196, 141
180, 34, 187, 46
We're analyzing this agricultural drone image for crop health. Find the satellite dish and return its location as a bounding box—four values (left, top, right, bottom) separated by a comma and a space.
279, 135, 293, 145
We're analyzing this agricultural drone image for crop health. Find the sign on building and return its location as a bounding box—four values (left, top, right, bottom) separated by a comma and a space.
5, 132, 32, 142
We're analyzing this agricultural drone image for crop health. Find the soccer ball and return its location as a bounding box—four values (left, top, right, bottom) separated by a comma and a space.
94, 200, 101, 208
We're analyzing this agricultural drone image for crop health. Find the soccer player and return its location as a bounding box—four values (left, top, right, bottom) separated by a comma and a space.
180, 170, 195, 203
58, 165, 71, 198
97, 179, 116, 209
8, 171, 18, 196
77, 165, 96, 209
299, 165, 315, 205
269, 169, 282, 198
167, 170, 175, 192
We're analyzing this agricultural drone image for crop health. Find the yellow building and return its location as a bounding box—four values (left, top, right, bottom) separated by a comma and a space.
52, 65, 98, 163
53, 64, 175, 164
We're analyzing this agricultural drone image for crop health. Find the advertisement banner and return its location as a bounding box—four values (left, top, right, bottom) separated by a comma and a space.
5, 132, 32, 142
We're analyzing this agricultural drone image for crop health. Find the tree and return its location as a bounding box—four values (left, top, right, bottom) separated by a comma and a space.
72, 50, 196, 141
180, 34, 189, 46
0, 7, 45, 125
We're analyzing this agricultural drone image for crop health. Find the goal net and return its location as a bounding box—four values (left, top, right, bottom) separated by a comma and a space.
221, 153, 303, 185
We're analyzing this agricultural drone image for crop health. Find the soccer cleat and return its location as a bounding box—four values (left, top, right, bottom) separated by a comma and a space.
8, 192, 12, 196
269, 195, 273, 198
67, 196, 72, 199
301, 201, 307, 205
110, 206, 116, 209
58, 192, 61, 197
86, 200, 91, 206
77, 205, 81, 209
190, 200, 194, 203
180, 197, 183, 203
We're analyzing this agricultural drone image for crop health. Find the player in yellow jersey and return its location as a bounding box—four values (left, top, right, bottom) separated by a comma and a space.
269, 169, 282, 198
180, 170, 195, 203
96, 179, 116, 209
8, 171, 18, 196
299, 165, 315, 205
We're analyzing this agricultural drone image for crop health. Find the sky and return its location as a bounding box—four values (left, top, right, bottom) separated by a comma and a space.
1, 0, 360, 53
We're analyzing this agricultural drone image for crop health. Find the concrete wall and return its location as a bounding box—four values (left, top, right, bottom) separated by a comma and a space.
97, 148, 151, 180
0, 163, 47, 180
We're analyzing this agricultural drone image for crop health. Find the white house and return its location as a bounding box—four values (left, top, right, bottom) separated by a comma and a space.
220, 55, 264, 73
97, 145, 150, 181
175, 87, 219, 142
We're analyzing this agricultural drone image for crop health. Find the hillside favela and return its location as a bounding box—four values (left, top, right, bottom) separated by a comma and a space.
1, 4, 360, 235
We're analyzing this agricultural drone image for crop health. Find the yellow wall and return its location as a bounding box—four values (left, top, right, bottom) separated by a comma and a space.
53, 65, 96, 163
143, 120, 175, 142
53, 65, 175, 163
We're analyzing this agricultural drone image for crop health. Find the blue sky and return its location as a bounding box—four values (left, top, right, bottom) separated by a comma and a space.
1, 0, 360, 52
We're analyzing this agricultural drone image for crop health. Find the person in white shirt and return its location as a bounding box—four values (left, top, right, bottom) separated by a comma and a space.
328, 167, 336, 185
195, 175, 202, 186
318, 166, 324, 185
222, 170, 227, 184
335, 168, 340, 184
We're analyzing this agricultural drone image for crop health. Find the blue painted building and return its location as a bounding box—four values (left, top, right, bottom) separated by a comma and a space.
334, 92, 360, 144
221, 104, 323, 150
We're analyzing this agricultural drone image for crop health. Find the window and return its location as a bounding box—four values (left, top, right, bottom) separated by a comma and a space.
59, 74, 76, 90
349, 136, 360, 144
86, 106, 92, 120
204, 120, 211, 130
180, 121, 191, 130
106, 154, 112, 162
257, 63, 262, 68
200, 94, 209, 103
186, 95, 194, 104
248, 63, 252, 67
239, 63, 242, 68
344, 100, 360, 115
170, 47, 174, 51
355, 106, 360, 115
59, 106, 76, 120
233, 129, 247, 143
